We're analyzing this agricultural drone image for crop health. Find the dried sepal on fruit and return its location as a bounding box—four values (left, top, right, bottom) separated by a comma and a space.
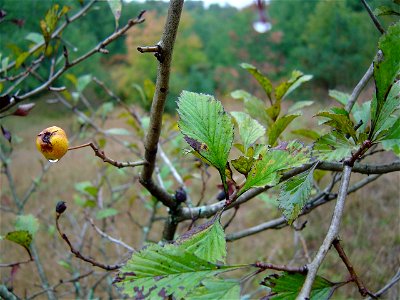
36, 126, 69, 161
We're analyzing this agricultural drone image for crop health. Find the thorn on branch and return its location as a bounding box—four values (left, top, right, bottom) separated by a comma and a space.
137, 44, 164, 62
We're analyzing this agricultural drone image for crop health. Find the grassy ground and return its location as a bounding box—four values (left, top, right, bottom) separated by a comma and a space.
1, 97, 399, 299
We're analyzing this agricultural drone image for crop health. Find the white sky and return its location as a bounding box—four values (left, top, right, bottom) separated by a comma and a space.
130, 0, 255, 9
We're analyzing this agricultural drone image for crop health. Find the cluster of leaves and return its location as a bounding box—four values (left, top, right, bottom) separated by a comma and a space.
114, 20, 399, 299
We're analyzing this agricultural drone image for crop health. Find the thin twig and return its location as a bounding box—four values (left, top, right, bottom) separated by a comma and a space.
345, 63, 373, 112
56, 213, 123, 271
332, 239, 375, 298
26, 271, 94, 300
360, 0, 385, 34
0, 11, 145, 113
68, 142, 147, 169
253, 261, 307, 274
0, 258, 33, 268
367, 268, 400, 299
86, 217, 134, 252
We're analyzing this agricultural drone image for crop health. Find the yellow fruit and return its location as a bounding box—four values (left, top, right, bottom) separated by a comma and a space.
36, 126, 69, 161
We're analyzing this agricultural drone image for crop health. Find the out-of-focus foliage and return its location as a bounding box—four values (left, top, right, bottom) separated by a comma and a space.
1, 0, 396, 109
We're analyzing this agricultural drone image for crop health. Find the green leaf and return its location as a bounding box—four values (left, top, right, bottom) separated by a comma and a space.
278, 164, 317, 224
291, 129, 320, 140
316, 108, 357, 141
105, 128, 131, 136
15, 214, 39, 238
107, 0, 122, 28
353, 101, 371, 133
262, 272, 336, 300
231, 156, 254, 176
288, 100, 314, 113
239, 142, 309, 195
25, 32, 45, 45
231, 90, 270, 126
372, 22, 400, 131
329, 89, 350, 106
275, 71, 312, 102
115, 244, 242, 299
313, 131, 357, 161
231, 111, 265, 152
15, 52, 30, 69
77, 74, 92, 93
174, 218, 226, 264
240, 63, 273, 100
40, 5, 70, 46
178, 91, 234, 194
268, 113, 301, 146
374, 6, 400, 16
96, 208, 119, 220
188, 278, 240, 300
371, 81, 400, 138
381, 117, 400, 155
5, 230, 32, 256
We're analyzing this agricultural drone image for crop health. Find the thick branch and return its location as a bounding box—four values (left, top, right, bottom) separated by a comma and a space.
297, 165, 353, 299
226, 174, 380, 242
139, 0, 184, 209
178, 160, 398, 221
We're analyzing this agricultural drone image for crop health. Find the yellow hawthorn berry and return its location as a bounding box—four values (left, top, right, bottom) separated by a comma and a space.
36, 126, 69, 161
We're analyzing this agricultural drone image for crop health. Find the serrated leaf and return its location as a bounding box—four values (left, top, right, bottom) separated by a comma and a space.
316, 108, 357, 141
174, 218, 226, 264
188, 278, 240, 300
178, 91, 234, 194
288, 100, 314, 113
15, 214, 39, 238
371, 81, 400, 138
372, 22, 400, 132
381, 117, 400, 155
96, 208, 119, 219
313, 131, 357, 161
278, 164, 317, 224
231, 89, 270, 126
329, 89, 350, 106
114, 244, 242, 299
268, 113, 300, 146
231, 111, 265, 152
240, 63, 273, 100
105, 128, 131, 136
107, 0, 122, 28
239, 142, 309, 195
231, 156, 254, 176
5, 230, 32, 256
262, 272, 336, 300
